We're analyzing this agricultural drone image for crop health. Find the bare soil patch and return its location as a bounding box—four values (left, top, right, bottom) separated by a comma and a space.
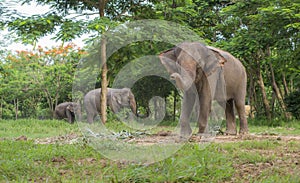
31, 130, 300, 145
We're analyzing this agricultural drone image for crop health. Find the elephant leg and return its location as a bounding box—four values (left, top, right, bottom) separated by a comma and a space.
198, 95, 211, 134
87, 112, 94, 124
70, 114, 75, 123
66, 110, 73, 123
225, 99, 237, 135
234, 99, 249, 134
180, 90, 196, 137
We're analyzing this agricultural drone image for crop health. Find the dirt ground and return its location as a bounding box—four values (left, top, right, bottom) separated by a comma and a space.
30, 130, 300, 145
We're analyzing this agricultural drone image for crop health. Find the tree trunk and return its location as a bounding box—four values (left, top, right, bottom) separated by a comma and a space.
44, 89, 55, 118
100, 37, 108, 124
269, 62, 291, 119
99, 0, 108, 124
282, 73, 289, 96
256, 66, 272, 120
248, 71, 255, 118
290, 79, 293, 92
14, 98, 18, 120
249, 69, 259, 118
271, 92, 276, 117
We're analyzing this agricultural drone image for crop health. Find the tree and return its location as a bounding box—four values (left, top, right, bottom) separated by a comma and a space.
1, 44, 85, 119
214, 0, 300, 119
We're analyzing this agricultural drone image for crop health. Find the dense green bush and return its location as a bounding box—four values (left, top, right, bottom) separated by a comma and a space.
284, 89, 300, 119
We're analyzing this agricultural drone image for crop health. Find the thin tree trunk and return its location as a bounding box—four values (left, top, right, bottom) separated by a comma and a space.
265, 64, 275, 117
282, 73, 289, 96
253, 82, 259, 117
248, 71, 255, 118
44, 89, 54, 117
290, 79, 293, 92
271, 92, 276, 117
269, 62, 291, 119
14, 98, 18, 120
99, 0, 108, 124
100, 37, 108, 124
256, 67, 272, 120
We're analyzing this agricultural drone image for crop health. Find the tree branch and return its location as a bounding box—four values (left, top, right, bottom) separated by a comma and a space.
113, 0, 144, 20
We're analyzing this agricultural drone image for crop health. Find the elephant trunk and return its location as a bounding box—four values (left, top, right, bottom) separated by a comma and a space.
171, 69, 195, 91
130, 96, 137, 116
77, 112, 82, 122
75, 104, 82, 122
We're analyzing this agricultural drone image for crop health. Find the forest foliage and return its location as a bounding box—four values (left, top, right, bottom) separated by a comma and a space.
0, 0, 299, 121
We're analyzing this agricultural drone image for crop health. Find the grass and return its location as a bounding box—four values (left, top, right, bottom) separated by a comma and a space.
248, 118, 300, 135
0, 141, 234, 182
0, 119, 80, 139
0, 118, 300, 182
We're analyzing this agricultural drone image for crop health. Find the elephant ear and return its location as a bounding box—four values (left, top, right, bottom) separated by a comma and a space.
111, 94, 122, 113
176, 42, 222, 77
206, 46, 233, 63
205, 46, 234, 75
72, 103, 81, 113
159, 48, 179, 74
113, 94, 122, 105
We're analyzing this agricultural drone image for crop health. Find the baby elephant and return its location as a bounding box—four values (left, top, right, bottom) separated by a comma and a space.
54, 102, 81, 123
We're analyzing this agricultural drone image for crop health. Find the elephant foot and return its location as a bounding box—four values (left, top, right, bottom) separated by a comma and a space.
177, 135, 190, 143
239, 128, 249, 135
198, 125, 207, 134
180, 127, 192, 139
224, 129, 237, 135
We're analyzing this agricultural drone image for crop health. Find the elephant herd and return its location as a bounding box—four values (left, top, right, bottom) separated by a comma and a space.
54, 88, 136, 124
55, 41, 249, 136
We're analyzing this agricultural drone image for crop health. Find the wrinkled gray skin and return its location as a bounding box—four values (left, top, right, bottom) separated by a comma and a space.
84, 88, 137, 123
54, 102, 81, 123
159, 42, 248, 136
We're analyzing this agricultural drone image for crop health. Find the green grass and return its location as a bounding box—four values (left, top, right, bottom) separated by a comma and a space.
0, 118, 299, 182
0, 119, 81, 139
248, 118, 300, 135
0, 141, 234, 182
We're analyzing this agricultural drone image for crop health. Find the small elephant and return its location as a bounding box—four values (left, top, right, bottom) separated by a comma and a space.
159, 42, 248, 136
54, 102, 81, 123
83, 88, 137, 123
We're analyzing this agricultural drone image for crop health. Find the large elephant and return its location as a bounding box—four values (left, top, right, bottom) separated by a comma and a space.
84, 88, 137, 123
54, 102, 81, 123
159, 42, 248, 136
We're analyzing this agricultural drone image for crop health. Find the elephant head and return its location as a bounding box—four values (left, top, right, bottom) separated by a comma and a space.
66, 102, 82, 121
110, 88, 137, 115
159, 42, 224, 92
